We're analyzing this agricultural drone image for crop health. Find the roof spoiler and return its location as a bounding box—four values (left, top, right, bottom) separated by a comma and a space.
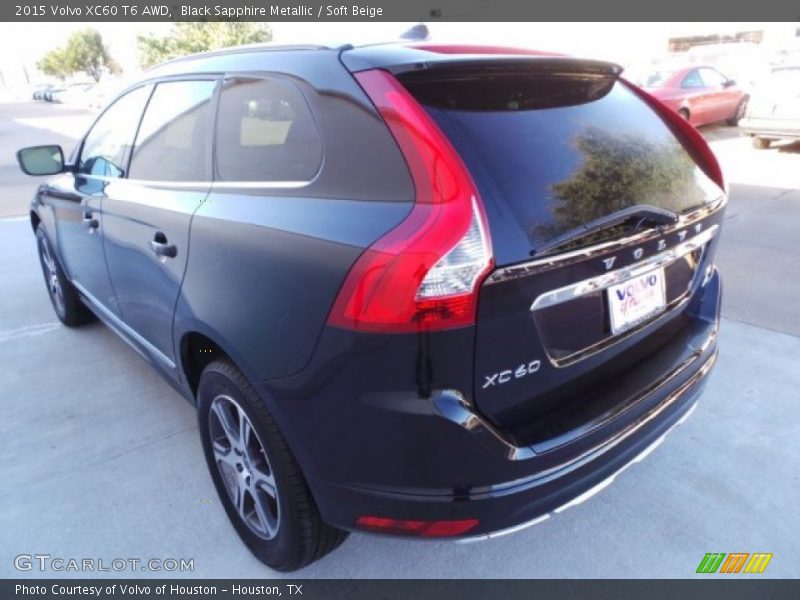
340, 44, 623, 79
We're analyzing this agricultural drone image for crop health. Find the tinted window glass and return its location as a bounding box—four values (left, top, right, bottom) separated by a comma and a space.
402, 72, 721, 256
215, 78, 322, 181
681, 70, 704, 88
129, 80, 216, 181
78, 86, 151, 178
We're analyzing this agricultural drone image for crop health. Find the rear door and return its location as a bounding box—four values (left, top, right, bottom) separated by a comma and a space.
398, 65, 725, 430
679, 68, 713, 124
102, 78, 217, 370
699, 67, 735, 123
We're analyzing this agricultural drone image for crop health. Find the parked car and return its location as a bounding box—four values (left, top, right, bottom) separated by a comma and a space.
31, 84, 55, 101
17, 43, 726, 571
643, 65, 748, 127
739, 65, 800, 149
42, 86, 63, 102
685, 42, 770, 91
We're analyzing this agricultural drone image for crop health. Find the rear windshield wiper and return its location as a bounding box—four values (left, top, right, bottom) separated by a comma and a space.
532, 205, 679, 257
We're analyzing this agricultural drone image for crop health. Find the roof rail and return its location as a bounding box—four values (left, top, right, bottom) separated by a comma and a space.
147, 42, 337, 71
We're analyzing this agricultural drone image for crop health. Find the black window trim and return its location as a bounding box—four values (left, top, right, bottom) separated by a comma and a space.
74, 74, 221, 189
74, 71, 324, 191
125, 75, 221, 186
73, 82, 155, 179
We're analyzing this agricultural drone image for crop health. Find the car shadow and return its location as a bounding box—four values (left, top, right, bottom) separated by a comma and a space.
776, 140, 800, 154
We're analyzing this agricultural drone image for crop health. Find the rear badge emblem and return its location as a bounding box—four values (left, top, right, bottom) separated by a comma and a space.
602, 256, 617, 270
482, 360, 541, 389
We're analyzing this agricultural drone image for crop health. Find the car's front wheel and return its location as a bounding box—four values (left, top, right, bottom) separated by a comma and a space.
35, 226, 95, 326
197, 358, 348, 571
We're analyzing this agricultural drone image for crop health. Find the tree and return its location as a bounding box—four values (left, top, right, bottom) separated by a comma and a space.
536, 126, 706, 246
37, 47, 71, 81
37, 29, 113, 81
137, 22, 273, 68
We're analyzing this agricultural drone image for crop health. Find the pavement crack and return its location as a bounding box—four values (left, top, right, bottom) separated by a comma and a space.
0, 322, 60, 342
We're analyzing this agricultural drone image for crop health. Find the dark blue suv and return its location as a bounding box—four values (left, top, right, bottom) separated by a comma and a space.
18, 42, 725, 571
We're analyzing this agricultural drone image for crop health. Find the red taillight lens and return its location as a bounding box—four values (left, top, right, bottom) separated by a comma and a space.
326, 69, 493, 334
620, 78, 725, 192
355, 515, 479, 537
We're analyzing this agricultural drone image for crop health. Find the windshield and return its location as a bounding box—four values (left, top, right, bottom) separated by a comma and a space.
402, 71, 722, 264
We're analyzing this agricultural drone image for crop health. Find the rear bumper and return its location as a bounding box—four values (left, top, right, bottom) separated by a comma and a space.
307, 342, 716, 538
739, 117, 800, 139
258, 268, 721, 539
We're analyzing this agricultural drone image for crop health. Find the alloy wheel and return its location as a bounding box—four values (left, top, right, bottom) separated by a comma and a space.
40, 238, 64, 314
209, 394, 280, 539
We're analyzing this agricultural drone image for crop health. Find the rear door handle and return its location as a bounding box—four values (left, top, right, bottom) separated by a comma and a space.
149, 232, 177, 259
82, 212, 99, 231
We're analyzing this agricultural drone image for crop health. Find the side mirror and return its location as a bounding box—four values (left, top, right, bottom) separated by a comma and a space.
723, 79, 736, 88
17, 145, 65, 176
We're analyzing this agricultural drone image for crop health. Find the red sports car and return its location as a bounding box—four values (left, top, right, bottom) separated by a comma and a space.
643, 66, 749, 127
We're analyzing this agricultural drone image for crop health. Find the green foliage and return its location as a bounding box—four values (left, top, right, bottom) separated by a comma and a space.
137, 22, 273, 68
37, 47, 71, 80
38, 29, 112, 81
543, 126, 704, 240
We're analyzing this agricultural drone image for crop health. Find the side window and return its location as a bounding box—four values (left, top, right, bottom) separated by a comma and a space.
215, 77, 322, 182
129, 80, 217, 182
699, 68, 727, 88
78, 86, 151, 178
681, 70, 705, 89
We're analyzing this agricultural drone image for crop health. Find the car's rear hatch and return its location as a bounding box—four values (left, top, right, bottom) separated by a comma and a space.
344, 46, 725, 448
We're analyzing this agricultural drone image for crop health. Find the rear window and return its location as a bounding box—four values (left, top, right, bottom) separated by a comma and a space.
215, 77, 322, 182
401, 71, 721, 262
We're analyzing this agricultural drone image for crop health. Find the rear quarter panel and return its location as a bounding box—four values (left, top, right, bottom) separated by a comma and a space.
173, 51, 415, 384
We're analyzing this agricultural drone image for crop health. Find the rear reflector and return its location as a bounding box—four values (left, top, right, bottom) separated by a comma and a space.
620, 78, 726, 192
327, 69, 493, 333
355, 515, 480, 537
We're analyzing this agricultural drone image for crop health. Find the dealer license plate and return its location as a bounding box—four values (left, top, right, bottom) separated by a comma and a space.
607, 267, 667, 335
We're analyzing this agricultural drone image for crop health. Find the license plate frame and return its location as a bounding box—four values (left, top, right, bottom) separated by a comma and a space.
607, 267, 667, 335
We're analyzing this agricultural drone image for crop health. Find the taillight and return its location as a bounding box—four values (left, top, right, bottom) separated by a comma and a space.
355, 515, 479, 537
327, 69, 493, 334
620, 78, 726, 192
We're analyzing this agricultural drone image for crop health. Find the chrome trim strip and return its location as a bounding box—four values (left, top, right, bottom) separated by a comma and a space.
72, 281, 176, 370
458, 395, 701, 543
443, 335, 717, 464
79, 175, 313, 190
210, 180, 312, 190
530, 224, 718, 311
487, 195, 726, 284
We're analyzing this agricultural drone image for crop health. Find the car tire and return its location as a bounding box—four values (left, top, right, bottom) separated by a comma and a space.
36, 226, 95, 327
727, 97, 748, 126
752, 137, 771, 150
197, 358, 348, 571
678, 108, 690, 121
